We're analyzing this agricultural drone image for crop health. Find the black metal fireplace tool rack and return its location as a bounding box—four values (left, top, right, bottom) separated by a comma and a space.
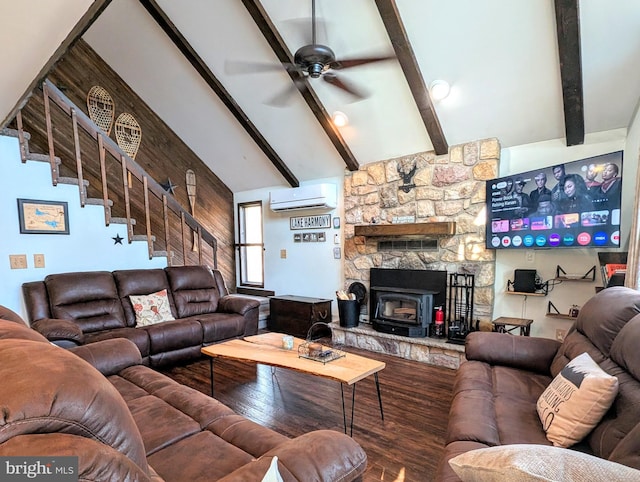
447, 273, 478, 344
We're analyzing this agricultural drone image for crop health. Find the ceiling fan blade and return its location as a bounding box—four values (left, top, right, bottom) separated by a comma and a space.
329, 54, 395, 70
322, 72, 368, 100
224, 59, 299, 75
265, 78, 306, 107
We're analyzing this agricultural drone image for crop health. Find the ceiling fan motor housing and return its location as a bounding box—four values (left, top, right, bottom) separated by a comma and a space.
294, 44, 335, 77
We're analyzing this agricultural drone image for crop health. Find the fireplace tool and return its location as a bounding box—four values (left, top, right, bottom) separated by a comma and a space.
447, 273, 477, 344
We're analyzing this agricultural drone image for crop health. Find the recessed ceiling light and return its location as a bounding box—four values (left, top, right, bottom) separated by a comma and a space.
332, 111, 349, 127
429, 80, 451, 101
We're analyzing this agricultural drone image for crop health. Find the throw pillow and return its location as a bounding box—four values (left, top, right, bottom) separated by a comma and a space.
261, 456, 283, 482
129, 289, 175, 327
448, 444, 640, 482
536, 351, 619, 447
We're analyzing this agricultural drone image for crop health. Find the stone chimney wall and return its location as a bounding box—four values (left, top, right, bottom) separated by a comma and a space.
343, 138, 500, 323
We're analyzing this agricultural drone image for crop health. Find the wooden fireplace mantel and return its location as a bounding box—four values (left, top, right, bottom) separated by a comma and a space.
354, 222, 456, 238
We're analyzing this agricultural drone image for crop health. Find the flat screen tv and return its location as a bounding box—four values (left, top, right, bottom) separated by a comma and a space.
485, 151, 623, 249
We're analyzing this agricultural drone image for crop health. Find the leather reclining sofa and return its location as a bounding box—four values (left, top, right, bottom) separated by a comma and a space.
22, 265, 259, 367
0, 306, 367, 481
436, 286, 640, 481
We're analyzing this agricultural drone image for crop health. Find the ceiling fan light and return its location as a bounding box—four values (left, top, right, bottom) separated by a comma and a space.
429, 80, 450, 101
332, 111, 348, 127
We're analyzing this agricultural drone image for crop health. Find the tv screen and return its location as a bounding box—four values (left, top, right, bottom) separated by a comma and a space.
485, 151, 623, 249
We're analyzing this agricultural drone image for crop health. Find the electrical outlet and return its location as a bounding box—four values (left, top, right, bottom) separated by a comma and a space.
9, 254, 27, 269
280, 249, 287, 259
334, 233, 341, 244
34, 254, 45, 268
556, 329, 567, 342
526, 250, 535, 263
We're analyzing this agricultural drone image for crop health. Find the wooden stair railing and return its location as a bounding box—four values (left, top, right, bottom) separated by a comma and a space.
12, 79, 217, 268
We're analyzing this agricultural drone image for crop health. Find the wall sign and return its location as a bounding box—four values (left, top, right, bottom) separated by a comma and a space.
290, 214, 331, 230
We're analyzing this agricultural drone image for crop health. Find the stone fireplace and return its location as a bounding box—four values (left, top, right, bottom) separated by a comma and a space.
334, 139, 501, 368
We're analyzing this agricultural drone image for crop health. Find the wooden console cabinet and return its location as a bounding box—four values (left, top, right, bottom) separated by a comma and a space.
268, 295, 332, 338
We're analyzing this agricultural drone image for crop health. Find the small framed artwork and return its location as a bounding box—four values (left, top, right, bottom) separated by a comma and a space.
309, 233, 318, 242
17, 199, 69, 235
293, 233, 302, 242
333, 217, 340, 229
318, 232, 326, 242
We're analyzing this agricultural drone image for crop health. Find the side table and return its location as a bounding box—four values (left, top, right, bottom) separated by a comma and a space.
491, 316, 534, 336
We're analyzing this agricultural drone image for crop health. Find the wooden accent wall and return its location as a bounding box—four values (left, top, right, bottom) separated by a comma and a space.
19, 40, 236, 288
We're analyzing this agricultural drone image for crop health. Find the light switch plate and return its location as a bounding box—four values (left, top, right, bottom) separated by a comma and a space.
34, 254, 45, 268
9, 254, 27, 269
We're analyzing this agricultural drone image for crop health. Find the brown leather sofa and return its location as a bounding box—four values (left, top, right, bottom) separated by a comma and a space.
0, 309, 367, 481
22, 266, 260, 367
436, 286, 640, 481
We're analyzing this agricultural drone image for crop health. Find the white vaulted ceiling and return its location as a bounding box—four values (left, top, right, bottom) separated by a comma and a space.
2, 0, 640, 192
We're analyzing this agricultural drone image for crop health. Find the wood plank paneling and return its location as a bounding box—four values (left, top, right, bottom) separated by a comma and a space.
18, 40, 237, 287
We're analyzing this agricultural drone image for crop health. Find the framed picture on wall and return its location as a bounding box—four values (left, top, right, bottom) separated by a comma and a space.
17, 199, 69, 235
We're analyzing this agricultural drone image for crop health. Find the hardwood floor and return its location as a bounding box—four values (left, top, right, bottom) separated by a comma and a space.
160, 344, 456, 481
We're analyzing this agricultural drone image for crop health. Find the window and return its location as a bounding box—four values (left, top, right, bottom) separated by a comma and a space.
237, 201, 264, 287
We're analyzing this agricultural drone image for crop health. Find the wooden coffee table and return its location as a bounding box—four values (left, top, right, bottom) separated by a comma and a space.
201, 332, 385, 435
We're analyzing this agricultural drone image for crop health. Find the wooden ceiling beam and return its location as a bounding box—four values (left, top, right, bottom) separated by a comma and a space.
138, 0, 300, 187
1, 0, 113, 128
554, 0, 585, 146
375, 0, 448, 156
240, 0, 359, 171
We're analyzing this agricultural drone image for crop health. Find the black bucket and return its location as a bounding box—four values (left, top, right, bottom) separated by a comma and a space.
338, 299, 360, 328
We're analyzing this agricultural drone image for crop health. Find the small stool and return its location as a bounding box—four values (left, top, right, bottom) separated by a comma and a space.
491, 317, 534, 336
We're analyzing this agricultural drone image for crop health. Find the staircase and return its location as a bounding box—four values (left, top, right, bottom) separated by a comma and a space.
4, 80, 217, 268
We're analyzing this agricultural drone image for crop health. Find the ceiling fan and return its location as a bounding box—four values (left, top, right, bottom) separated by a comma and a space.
226, 0, 394, 106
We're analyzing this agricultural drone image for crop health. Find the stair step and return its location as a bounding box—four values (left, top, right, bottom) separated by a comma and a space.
0, 128, 31, 140
85, 198, 114, 207
132, 234, 156, 242
58, 177, 90, 187
152, 250, 174, 258
26, 152, 61, 165
111, 217, 137, 226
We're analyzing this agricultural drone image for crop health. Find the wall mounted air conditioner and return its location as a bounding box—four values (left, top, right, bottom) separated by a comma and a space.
269, 183, 337, 212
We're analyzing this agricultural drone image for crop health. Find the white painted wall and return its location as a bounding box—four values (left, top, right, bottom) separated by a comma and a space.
0, 135, 167, 319
0, 0, 94, 125
494, 128, 631, 339
234, 177, 344, 321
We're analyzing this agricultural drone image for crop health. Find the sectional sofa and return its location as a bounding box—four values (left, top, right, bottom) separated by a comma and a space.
22, 265, 259, 367
436, 286, 640, 481
0, 306, 367, 481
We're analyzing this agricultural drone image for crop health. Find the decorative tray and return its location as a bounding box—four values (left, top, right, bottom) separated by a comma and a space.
298, 341, 345, 364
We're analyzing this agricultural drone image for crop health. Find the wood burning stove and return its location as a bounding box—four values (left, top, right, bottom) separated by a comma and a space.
371, 287, 435, 337
369, 268, 448, 338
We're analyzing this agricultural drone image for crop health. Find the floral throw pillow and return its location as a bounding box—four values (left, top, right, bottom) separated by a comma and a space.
130, 289, 175, 327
